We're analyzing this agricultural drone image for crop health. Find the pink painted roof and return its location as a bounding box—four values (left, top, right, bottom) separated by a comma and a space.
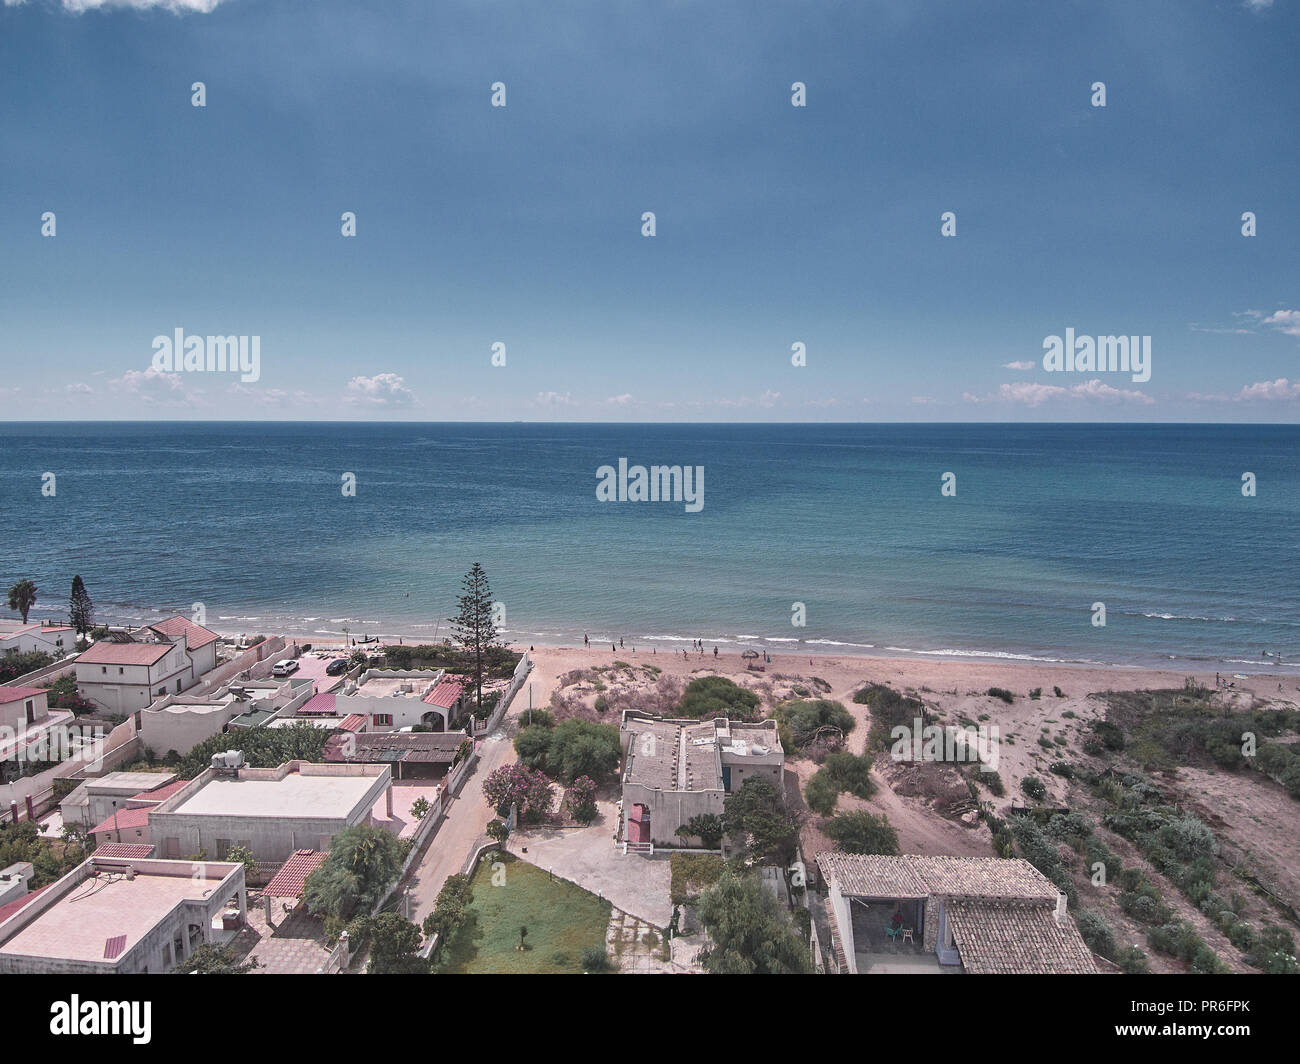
0, 883, 51, 924
422, 679, 465, 709
40, 626, 73, 633
93, 843, 156, 859
300, 692, 337, 715
130, 779, 188, 803
0, 686, 45, 705
339, 713, 367, 732
89, 808, 152, 835
264, 849, 328, 898
150, 616, 219, 651
78, 641, 173, 666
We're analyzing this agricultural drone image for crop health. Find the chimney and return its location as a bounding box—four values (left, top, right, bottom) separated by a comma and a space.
1055, 892, 1068, 925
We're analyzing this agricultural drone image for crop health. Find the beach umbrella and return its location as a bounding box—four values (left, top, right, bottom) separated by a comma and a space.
741, 649, 760, 660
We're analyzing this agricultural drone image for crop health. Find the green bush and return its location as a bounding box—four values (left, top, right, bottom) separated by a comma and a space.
1075, 909, 1117, 960
987, 687, 1015, 704
772, 699, 856, 751
677, 676, 760, 720
1020, 775, 1047, 801
1116, 945, 1150, 973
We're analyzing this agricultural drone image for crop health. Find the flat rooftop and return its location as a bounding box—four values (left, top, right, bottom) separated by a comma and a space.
167, 771, 379, 820
0, 866, 234, 964
355, 675, 433, 699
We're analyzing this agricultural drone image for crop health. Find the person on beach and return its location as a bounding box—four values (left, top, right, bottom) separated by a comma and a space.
620, 637, 624, 648
713, 646, 718, 657
584, 634, 589, 647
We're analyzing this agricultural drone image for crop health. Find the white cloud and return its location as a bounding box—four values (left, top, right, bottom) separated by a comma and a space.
1237, 378, 1300, 401
1262, 309, 1300, 338
1002, 360, 1036, 370
345, 373, 415, 406
979, 378, 1154, 406
65, 382, 93, 395
605, 393, 634, 406
228, 383, 316, 407
57, 0, 225, 12
109, 368, 191, 404
1243, 0, 1274, 12
534, 390, 575, 407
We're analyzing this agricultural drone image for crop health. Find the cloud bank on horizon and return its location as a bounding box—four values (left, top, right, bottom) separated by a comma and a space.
1, 0, 1297, 422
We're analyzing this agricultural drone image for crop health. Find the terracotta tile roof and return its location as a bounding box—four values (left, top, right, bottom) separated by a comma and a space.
91, 843, 156, 860
946, 899, 1097, 974
299, 692, 336, 714
422, 679, 465, 709
151, 616, 220, 651
90, 808, 152, 835
0, 686, 45, 705
338, 713, 367, 732
264, 849, 328, 899
815, 853, 1061, 902
78, 641, 173, 666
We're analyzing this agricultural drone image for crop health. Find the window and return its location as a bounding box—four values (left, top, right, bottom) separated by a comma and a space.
101, 666, 107, 674
373, 713, 393, 726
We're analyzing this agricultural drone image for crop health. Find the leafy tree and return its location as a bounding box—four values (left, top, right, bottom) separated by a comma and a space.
722, 777, 799, 864
175, 721, 330, 778
6, 579, 37, 624
486, 818, 510, 844
677, 675, 760, 720
482, 763, 554, 823
547, 719, 621, 783
697, 870, 812, 974
226, 844, 257, 880
367, 912, 429, 974
513, 724, 554, 772
410, 797, 431, 821
824, 810, 899, 855
303, 825, 404, 921
174, 943, 259, 974
773, 699, 856, 751
68, 576, 94, 637
449, 562, 507, 716
675, 813, 724, 849
0, 650, 54, 685
422, 873, 474, 945
557, 775, 596, 824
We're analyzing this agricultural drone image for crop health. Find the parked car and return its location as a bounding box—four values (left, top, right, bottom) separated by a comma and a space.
325, 658, 349, 676
271, 659, 300, 677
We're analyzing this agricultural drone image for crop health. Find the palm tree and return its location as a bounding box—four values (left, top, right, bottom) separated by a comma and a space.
7, 579, 38, 624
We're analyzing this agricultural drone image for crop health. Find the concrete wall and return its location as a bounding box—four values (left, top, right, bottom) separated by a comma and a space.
622, 781, 725, 845
0, 690, 49, 733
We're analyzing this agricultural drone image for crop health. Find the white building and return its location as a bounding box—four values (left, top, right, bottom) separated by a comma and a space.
0, 855, 246, 974
296, 669, 467, 733
0, 621, 75, 659
74, 616, 221, 716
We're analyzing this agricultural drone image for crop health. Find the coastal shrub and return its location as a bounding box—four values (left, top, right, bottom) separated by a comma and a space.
520, 708, 554, 729
1009, 817, 1075, 902
1090, 720, 1125, 751
676, 676, 760, 720
1075, 910, 1117, 960
824, 811, 899, 856
973, 768, 1005, 796
674, 813, 724, 849
1029, 688, 1042, 700
670, 852, 726, 905
1054, 687, 1066, 698
1083, 837, 1121, 883
563, 776, 599, 824
1020, 775, 1047, 801
515, 719, 621, 784
697, 871, 812, 974
723, 778, 799, 864
987, 687, 1015, 704
1046, 811, 1092, 845
581, 946, 616, 973
1116, 946, 1150, 974
1049, 760, 1075, 779
803, 772, 840, 816
772, 699, 855, 752
815, 751, 876, 799
176, 721, 330, 778
855, 684, 925, 749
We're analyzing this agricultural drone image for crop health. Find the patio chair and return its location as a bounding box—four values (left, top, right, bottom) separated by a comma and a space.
884, 925, 900, 943
901, 927, 914, 945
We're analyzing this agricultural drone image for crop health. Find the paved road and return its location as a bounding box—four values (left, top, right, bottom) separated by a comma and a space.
404, 724, 516, 927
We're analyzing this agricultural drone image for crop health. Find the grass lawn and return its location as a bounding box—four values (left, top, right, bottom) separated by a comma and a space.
437, 852, 612, 974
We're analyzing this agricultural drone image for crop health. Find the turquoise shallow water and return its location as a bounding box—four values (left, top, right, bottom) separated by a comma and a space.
0, 421, 1296, 670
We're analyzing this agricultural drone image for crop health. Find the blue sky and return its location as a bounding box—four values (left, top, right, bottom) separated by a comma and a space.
1, 0, 1297, 421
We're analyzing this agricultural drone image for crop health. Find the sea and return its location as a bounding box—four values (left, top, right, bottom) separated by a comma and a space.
1, 421, 1296, 673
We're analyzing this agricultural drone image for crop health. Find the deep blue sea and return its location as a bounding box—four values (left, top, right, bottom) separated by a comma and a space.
1, 422, 1296, 671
